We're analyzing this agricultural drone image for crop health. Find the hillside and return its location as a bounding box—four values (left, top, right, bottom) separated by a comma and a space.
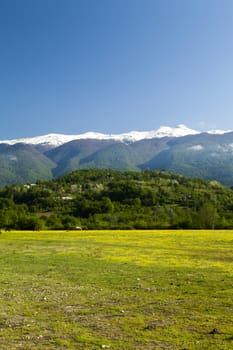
0, 143, 55, 187
1, 128, 233, 186
1, 169, 233, 230
141, 133, 233, 186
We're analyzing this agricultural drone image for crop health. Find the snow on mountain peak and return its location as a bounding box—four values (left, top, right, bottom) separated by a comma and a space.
0, 133, 80, 147
152, 124, 199, 138
0, 124, 231, 147
207, 129, 233, 135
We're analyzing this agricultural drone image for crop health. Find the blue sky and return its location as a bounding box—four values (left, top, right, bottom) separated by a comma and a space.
0, 0, 232, 138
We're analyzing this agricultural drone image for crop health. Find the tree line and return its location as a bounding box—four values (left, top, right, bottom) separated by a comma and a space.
0, 169, 233, 230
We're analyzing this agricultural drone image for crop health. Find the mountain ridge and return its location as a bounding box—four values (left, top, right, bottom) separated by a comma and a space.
1, 124, 231, 148
1, 125, 233, 187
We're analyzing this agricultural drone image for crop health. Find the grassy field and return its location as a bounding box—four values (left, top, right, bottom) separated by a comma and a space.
0, 230, 232, 349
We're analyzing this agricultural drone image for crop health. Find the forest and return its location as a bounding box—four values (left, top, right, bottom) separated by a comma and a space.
1, 169, 233, 230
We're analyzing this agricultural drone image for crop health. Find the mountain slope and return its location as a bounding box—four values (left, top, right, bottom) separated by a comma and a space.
141, 133, 233, 185
0, 144, 55, 187
46, 139, 122, 176
45, 137, 170, 177
1, 125, 233, 186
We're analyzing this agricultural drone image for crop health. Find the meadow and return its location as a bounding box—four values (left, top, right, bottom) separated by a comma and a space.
0, 230, 232, 349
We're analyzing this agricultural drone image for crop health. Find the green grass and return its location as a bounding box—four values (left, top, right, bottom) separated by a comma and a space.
0, 230, 232, 349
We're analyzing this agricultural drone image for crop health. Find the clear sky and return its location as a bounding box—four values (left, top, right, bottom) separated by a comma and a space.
0, 0, 232, 138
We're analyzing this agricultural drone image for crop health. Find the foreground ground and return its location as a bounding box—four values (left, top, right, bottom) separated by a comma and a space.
0, 230, 232, 349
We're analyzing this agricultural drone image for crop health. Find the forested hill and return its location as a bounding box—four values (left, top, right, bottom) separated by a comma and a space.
1, 169, 233, 230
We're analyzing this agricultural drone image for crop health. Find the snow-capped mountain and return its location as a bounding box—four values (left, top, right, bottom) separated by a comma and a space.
1, 124, 232, 147
1, 124, 233, 188
0, 124, 203, 147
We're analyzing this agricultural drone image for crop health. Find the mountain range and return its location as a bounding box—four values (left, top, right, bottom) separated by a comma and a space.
1, 124, 233, 187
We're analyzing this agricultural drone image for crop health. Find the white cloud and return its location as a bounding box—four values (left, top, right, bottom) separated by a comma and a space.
188, 145, 204, 151
8, 155, 18, 161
